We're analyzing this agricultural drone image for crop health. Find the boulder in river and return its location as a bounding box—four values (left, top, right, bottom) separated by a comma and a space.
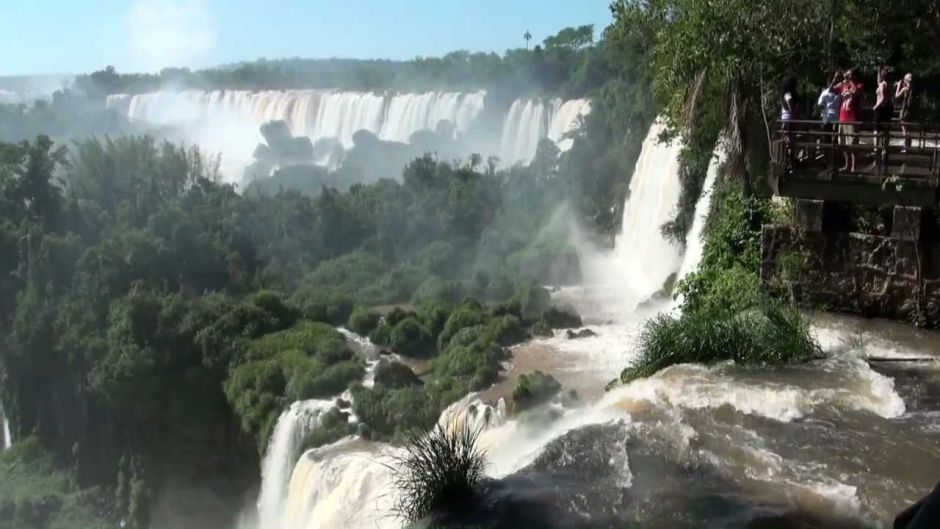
565, 328, 596, 339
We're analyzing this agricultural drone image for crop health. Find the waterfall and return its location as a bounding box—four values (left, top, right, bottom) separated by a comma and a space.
546, 99, 591, 151
613, 121, 684, 305
107, 91, 589, 176
107, 89, 486, 150
257, 399, 336, 529
1, 404, 10, 451
281, 443, 399, 529
498, 98, 591, 166
675, 144, 726, 286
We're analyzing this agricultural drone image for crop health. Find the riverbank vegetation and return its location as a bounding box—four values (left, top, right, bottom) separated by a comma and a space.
0, 129, 592, 526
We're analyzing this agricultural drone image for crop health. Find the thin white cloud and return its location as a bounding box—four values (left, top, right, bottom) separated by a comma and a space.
127, 0, 216, 72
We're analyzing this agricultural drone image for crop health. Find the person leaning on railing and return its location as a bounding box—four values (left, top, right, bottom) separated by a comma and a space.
835, 69, 864, 172
817, 71, 843, 146
895, 73, 915, 151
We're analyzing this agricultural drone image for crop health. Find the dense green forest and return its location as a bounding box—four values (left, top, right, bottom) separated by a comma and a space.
72, 25, 600, 98
2, 0, 939, 528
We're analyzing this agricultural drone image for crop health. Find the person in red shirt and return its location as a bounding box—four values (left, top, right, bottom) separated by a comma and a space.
836, 69, 864, 172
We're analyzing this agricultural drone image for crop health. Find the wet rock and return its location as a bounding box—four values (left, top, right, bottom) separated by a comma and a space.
512, 371, 561, 412
565, 328, 596, 339
335, 398, 351, 409
541, 304, 582, 329
356, 423, 371, 440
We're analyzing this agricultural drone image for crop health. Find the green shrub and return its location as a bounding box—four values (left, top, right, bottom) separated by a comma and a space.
300, 408, 355, 451
485, 315, 527, 345
438, 300, 486, 349
390, 317, 436, 358
351, 385, 437, 441
287, 360, 364, 400
512, 371, 562, 411
622, 301, 819, 383
433, 341, 506, 388
411, 277, 466, 305
417, 300, 454, 339
297, 291, 355, 326
372, 307, 416, 346
374, 360, 422, 389
347, 307, 381, 336
0, 438, 112, 529
392, 422, 486, 522
247, 321, 351, 364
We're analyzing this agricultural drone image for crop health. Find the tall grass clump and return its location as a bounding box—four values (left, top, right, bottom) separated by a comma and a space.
622, 301, 819, 383
621, 178, 821, 384
392, 421, 486, 522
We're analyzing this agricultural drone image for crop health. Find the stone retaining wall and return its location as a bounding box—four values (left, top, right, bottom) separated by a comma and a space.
761, 225, 940, 327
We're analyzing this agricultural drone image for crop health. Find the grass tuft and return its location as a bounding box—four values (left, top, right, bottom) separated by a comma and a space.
392, 421, 486, 522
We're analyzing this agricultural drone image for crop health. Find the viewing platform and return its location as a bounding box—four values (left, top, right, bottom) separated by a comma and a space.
771, 120, 940, 208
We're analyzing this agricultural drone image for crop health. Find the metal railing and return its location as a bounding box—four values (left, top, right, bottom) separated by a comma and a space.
772, 119, 940, 185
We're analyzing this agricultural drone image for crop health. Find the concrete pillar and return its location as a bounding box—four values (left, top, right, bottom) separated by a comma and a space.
892, 206, 923, 241
795, 199, 825, 232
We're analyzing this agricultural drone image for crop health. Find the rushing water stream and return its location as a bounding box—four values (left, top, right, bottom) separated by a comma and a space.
244, 123, 940, 529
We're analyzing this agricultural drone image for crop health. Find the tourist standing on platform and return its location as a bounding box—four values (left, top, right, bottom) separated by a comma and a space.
896, 73, 914, 150
817, 71, 842, 146
873, 67, 893, 142
780, 76, 800, 160
836, 69, 863, 172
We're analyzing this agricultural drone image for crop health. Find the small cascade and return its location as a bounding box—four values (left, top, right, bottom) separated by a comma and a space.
546, 99, 591, 151
1, 403, 11, 451
674, 143, 726, 287
257, 399, 336, 529
613, 121, 684, 305
498, 98, 591, 165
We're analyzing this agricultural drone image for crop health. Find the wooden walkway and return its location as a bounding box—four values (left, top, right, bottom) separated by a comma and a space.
772, 120, 940, 206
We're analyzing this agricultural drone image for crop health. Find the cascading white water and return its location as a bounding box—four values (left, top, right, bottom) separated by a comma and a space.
674, 143, 726, 287
498, 98, 590, 166
613, 121, 684, 304
546, 99, 591, 151
108, 90, 488, 149
1, 403, 11, 451
107, 91, 590, 178
257, 399, 336, 529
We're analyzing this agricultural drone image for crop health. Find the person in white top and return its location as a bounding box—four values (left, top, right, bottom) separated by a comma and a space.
817, 71, 842, 146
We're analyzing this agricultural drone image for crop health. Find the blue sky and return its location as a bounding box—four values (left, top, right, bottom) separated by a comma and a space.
1, 0, 613, 76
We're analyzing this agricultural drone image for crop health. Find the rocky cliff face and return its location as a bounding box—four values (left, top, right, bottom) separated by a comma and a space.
761, 225, 940, 327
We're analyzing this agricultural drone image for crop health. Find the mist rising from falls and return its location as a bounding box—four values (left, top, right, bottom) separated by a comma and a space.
572, 121, 684, 321
257, 399, 336, 529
